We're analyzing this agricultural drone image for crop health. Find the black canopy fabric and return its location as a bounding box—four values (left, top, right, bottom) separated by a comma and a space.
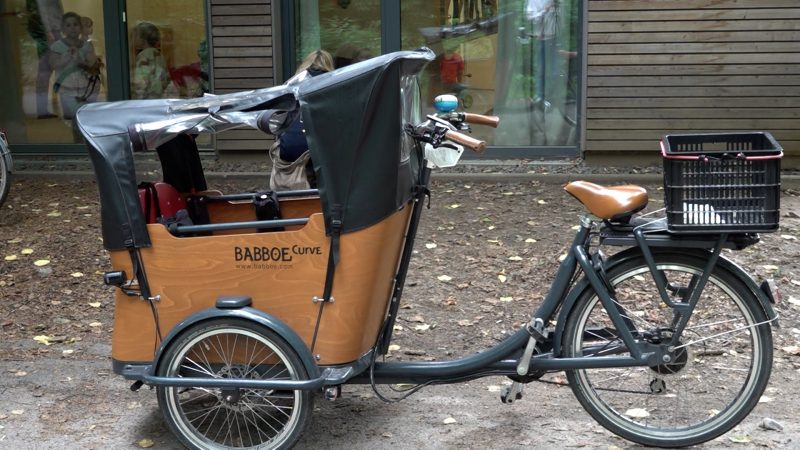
298, 49, 434, 235
77, 48, 435, 251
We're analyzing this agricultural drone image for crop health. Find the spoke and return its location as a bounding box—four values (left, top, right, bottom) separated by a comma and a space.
242, 401, 283, 436
181, 356, 219, 378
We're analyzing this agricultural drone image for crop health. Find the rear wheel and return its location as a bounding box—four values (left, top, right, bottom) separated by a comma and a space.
156, 319, 313, 449
0, 153, 10, 208
563, 252, 772, 447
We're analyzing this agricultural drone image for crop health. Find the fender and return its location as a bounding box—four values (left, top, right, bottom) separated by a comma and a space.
553, 246, 777, 357
151, 306, 319, 379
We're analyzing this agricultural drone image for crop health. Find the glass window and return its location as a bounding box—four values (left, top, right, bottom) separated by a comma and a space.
402, 0, 581, 148
126, 1, 209, 100
0, 0, 107, 144
293, 0, 380, 72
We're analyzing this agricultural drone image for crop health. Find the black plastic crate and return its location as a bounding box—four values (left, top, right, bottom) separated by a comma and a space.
662, 132, 782, 233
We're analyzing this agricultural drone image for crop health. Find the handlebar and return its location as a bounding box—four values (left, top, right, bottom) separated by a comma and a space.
461, 113, 500, 128
445, 130, 486, 153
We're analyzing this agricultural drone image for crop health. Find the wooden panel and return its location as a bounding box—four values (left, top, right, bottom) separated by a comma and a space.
215, 67, 274, 78
210, 0, 276, 153
585, 0, 800, 163
589, 31, 800, 44
110, 206, 413, 365
590, 20, 798, 33
211, 4, 268, 15
590, 0, 800, 10
588, 86, 800, 97
212, 14, 271, 26
214, 47, 273, 58
590, 9, 800, 22
212, 36, 271, 46
588, 64, 800, 76
214, 57, 273, 68
212, 25, 272, 37
588, 97, 800, 108
588, 108, 800, 119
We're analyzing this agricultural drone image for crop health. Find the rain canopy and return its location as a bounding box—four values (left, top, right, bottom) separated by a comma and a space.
77, 48, 436, 251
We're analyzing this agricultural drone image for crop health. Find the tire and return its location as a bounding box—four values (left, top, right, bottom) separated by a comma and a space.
562, 252, 772, 448
156, 318, 313, 450
0, 154, 10, 209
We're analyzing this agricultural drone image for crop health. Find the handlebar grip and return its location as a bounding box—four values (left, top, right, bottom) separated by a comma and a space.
463, 113, 500, 128
445, 130, 486, 153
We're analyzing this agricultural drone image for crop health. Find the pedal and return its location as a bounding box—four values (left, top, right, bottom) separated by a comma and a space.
130, 380, 144, 392
500, 382, 523, 404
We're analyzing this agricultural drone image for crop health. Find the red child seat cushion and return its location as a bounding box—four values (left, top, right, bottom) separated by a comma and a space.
138, 182, 187, 223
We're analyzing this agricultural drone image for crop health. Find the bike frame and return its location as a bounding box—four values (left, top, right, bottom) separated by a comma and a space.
131, 159, 774, 392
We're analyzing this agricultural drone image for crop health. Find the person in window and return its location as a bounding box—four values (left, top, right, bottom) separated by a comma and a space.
27, 0, 63, 119
270, 50, 334, 191
440, 45, 465, 94
131, 22, 172, 99
49, 11, 98, 140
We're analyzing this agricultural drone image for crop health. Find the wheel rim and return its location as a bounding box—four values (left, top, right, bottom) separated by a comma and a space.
164, 327, 303, 449
570, 263, 765, 441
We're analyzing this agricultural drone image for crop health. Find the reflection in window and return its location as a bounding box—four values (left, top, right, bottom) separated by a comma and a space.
127, 0, 209, 100
0, 0, 107, 144
293, 0, 380, 70
402, 0, 580, 148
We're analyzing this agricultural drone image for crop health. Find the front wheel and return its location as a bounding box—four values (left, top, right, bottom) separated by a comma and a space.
563, 251, 772, 448
156, 318, 313, 449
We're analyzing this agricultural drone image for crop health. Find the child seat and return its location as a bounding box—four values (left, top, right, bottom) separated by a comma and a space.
138, 182, 188, 223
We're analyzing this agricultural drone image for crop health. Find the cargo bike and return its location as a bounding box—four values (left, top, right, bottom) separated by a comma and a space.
77, 49, 781, 449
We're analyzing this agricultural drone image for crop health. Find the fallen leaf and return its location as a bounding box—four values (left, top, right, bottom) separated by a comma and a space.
437, 275, 452, 282
20, 249, 33, 255
457, 319, 473, 326
623, 408, 650, 418
781, 234, 796, 240
387, 344, 401, 352
499, 296, 513, 302
525, 238, 536, 243
62, 349, 74, 355
787, 297, 800, 307
759, 395, 774, 403
33, 335, 52, 346
497, 274, 507, 283
443, 417, 457, 425
46, 211, 62, 217
728, 435, 751, 444
381, 432, 393, 438
88, 302, 101, 308
449, 204, 461, 209
14, 371, 26, 377
762, 265, 779, 273
89, 322, 102, 327
70, 272, 84, 278
425, 243, 437, 249
4, 255, 17, 261
10, 410, 23, 415
537, 199, 546, 205
137, 438, 155, 448
558, 254, 568, 262
414, 324, 431, 332
6, 238, 22, 244
409, 315, 425, 323
33, 260, 50, 267
507, 256, 523, 261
